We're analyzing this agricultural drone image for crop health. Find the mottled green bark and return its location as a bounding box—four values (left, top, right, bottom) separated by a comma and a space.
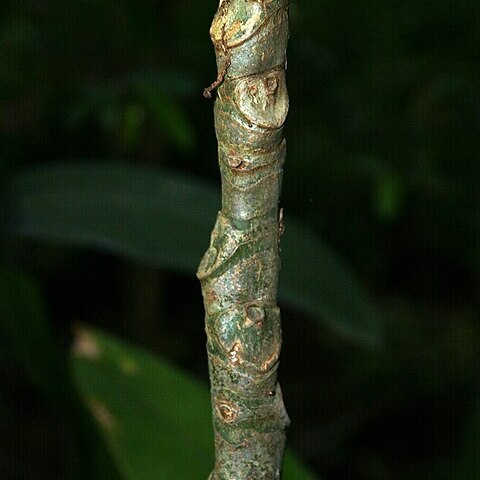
197, 1, 290, 478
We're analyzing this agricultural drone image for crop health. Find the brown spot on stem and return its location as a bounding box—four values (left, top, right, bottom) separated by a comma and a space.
246, 304, 265, 323
278, 208, 285, 237
262, 351, 279, 372
216, 399, 239, 423
228, 342, 242, 364
228, 155, 243, 168
265, 73, 279, 95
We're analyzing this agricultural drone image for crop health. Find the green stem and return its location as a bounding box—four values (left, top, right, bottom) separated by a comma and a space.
198, 1, 290, 478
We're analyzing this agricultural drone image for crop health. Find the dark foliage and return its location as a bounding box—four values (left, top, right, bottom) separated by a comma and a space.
0, 1, 478, 478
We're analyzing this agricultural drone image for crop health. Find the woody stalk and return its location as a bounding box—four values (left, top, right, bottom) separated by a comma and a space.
197, 0, 290, 478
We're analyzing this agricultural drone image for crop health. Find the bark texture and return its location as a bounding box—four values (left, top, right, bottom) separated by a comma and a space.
197, 1, 290, 478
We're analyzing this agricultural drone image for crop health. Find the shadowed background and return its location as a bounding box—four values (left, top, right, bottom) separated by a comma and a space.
0, 1, 479, 479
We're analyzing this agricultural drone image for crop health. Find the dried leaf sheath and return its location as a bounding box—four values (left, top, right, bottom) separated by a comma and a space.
197, 1, 290, 478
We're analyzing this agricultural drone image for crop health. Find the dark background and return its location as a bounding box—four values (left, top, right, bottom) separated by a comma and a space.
0, 0, 479, 478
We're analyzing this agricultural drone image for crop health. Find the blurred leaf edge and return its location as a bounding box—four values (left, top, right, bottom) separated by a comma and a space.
2, 160, 382, 348
71, 326, 319, 480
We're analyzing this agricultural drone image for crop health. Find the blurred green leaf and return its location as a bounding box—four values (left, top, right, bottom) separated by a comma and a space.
122, 104, 146, 150
72, 327, 317, 480
2, 162, 381, 347
129, 70, 199, 98
0, 267, 63, 399
68, 85, 122, 131
283, 451, 320, 480
400, 394, 480, 480
68, 74, 196, 153
281, 219, 381, 347
0, 267, 123, 479
137, 84, 195, 153
456, 395, 480, 477
373, 172, 405, 223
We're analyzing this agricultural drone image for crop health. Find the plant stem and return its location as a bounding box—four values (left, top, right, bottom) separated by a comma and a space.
198, 1, 290, 478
